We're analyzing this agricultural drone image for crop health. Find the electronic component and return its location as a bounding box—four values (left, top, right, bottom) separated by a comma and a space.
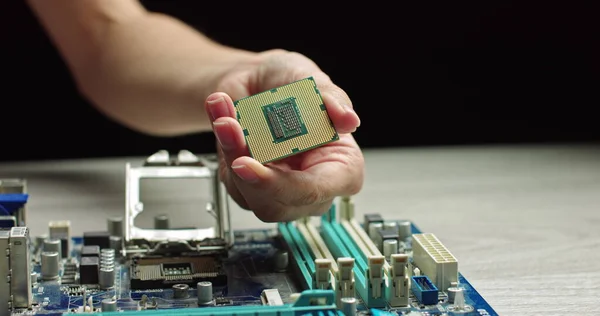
234, 77, 339, 164
129, 256, 227, 290
411, 275, 438, 305
0, 230, 10, 313
43, 238, 62, 259
61, 262, 77, 284
172, 284, 190, 299
364, 213, 384, 235
48, 220, 70, 258
0, 178, 28, 227
197, 281, 214, 306
412, 233, 458, 291
273, 249, 289, 272
9, 227, 33, 308
261, 289, 284, 306
107, 216, 124, 237
0, 216, 16, 228
99, 267, 116, 289
83, 231, 110, 249
367, 222, 383, 243
383, 239, 398, 258
396, 220, 412, 240
260, 289, 284, 306
102, 298, 118, 312
79, 256, 100, 284
340, 297, 357, 316
81, 245, 100, 257
375, 228, 400, 252
40, 251, 60, 280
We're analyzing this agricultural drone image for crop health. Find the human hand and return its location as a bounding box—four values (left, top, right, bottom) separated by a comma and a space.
204, 50, 363, 222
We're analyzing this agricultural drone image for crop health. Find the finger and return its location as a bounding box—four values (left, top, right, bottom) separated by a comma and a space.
229, 156, 363, 222
216, 146, 250, 210
212, 117, 249, 167
317, 82, 361, 134
205, 92, 236, 121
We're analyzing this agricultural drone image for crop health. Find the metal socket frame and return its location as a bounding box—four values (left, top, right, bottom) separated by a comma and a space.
124, 150, 232, 252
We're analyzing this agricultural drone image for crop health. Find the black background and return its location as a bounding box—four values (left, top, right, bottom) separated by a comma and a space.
2, 1, 598, 162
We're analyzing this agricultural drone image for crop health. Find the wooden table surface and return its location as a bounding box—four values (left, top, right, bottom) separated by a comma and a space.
1, 143, 599, 315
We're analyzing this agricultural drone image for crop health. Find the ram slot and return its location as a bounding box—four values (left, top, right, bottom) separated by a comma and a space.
317, 204, 385, 308
277, 223, 314, 290
337, 197, 410, 307
296, 218, 339, 274
320, 211, 369, 306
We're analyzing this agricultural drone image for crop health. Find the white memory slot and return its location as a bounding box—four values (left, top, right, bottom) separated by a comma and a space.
342, 219, 391, 274
296, 222, 339, 273
338, 197, 391, 275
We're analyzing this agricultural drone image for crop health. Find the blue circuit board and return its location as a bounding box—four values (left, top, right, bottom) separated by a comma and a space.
19, 223, 497, 316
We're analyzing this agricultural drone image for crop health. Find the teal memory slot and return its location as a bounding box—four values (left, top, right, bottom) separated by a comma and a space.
278, 222, 313, 290
321, 206, 388, 308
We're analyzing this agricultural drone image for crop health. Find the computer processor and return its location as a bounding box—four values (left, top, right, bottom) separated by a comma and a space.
234, 77, 339, 164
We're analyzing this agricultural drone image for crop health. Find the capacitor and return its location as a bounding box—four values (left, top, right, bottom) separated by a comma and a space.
154, 214, 170, 229
397, 220, 412, 239
173, 284, 189, 299
35, 234, 48, 250
340, 297, 357, 316
273, 250, 289, 272
101, 298, 118, 312
107, 216, 124, 237
197, 281, 213, 305
43, 238, 62, 260
383, 221, 399, 234
109, 236, 122, 255
30, 271, 38, 285
383, 239, 399, 258
99, 267, 115, 289
41, 251, 60, 280
368, 222, 383, 241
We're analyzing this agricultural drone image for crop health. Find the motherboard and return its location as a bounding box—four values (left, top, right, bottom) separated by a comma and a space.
0, 150, 498, 316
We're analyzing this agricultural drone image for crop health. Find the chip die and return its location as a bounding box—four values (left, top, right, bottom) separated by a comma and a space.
234, 77, 339, 164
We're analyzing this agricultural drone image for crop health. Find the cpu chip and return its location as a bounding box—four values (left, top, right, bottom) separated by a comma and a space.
234, 77, 339, 164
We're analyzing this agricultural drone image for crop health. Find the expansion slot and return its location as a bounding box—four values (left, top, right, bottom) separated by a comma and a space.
99, 290, 344, 316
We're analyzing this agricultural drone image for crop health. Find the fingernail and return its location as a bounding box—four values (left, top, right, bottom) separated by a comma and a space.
231, 164, 259, 183
213, 121, 234, 150
207, 96, 224, 121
